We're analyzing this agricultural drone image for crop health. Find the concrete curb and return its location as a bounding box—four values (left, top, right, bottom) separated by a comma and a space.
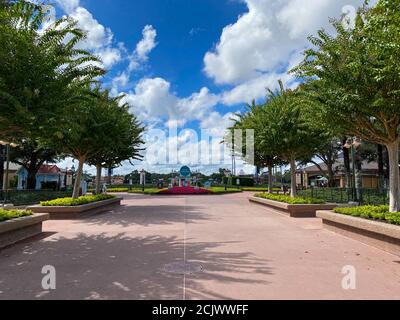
0, 213, 49, 249
28, 197, 122, 220
249, 196, 337, 218
317, 210, 400, 256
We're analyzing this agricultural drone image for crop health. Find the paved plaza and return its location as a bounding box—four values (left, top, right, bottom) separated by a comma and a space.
1, 192, 400, 300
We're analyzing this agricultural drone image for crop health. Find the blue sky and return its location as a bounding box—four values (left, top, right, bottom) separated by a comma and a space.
50, 0, 366, 175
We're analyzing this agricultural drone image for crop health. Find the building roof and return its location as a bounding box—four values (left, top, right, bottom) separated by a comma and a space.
299, 158, 380, 175
38, 165, 61, 175
2, 162, 20, 171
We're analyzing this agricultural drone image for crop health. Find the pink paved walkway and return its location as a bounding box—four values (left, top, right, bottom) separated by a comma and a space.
1, 192, 400, 300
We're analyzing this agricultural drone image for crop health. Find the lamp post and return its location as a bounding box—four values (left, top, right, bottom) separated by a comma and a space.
0, 141, 18, 205
224, 169, 231, 191
344, 137, 362, 203
71, 164, 76, 191
140, 169, 146, 192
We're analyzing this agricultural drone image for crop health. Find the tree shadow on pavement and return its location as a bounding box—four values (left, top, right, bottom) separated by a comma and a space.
84, 205, 208, 227
0, 233, 273, 300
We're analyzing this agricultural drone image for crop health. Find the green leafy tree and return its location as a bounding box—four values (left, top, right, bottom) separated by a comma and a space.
231, 81, 325, 197
230, 100, 282, 193
0, 0, 104, 140
86, 89, 145, 194
293, 0, 400, 211
9, 139, 61, 189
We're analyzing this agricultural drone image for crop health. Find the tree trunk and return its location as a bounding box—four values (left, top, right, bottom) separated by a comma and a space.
268, 165, 273, 194
108, 167, 112, 185
27, 170, 37, 190
354, 145, 363, 202
290, 156, 297, 198
386, 141, 400, 213
0, 145, 4, 190
327, 161, 336, 187
95, 164, 102, 195
72, 157, 85, 199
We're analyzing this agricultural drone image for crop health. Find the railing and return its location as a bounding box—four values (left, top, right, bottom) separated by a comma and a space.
0, 190, 73, 206
297, 188, 389, 205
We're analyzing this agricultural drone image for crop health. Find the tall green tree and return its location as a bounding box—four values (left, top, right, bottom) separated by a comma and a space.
0, 0, 104, 140
86, 90, 145, 194
293, 0, 400, 211
230, 101, 282, 193
56, 87, 144, 199
9, 139, 61, 189
0, 0, 103, 190
230, 81, 325, 197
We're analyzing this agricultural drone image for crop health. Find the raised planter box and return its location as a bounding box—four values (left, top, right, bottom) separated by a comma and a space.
28, 197, 122, 220
0, 213, 49, 249
249, 196, 337, 218
317, 210, 400, 256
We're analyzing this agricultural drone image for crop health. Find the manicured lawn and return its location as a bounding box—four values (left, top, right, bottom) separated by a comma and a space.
209, 187, 242, 194
105, 188, 130, 193
241, 187, 282, 192
255, 193, 325, 205
40, 194, 116, 207
128, 188, 164, 194
334, 206, 400, 225
0, 209, 33, 223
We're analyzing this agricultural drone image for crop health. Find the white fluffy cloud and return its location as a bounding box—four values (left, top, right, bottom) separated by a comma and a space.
205, 0, 365, 104
135, 25, 157, 61
129, 25, 158, 71
55, 0, 80, 14
55, 2, 122, 69
122, 78, 219, 126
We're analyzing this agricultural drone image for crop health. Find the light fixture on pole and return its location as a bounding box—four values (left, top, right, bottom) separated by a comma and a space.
344, 137, 362, 203
140, 169, 146, 192
0, 140, 18, 205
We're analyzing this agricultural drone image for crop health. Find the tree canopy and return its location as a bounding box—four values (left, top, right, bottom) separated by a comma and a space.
293, 0, 400, 211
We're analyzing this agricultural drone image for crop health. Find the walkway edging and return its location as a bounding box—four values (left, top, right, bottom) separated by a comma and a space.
317, 210, 400, 256
249, 196, 336, 218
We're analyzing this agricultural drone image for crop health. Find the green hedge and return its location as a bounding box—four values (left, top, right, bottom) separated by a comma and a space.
0, 209, 33, 223
128, 188, 162, 194
222, 176, 255, 187
242, 187, 282, 192
209, 187, 243, 194
40, 194, 116, 207
255, 193, 325, 204
334, 206, 400, 225
1, 190, 73, 206
105, 188, 130, 193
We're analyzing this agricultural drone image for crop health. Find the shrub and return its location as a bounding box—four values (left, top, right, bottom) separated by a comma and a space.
41, 194, 115, 207
255, 193, 325, 204
242, 187, 282, 192
106, 188, 129, 193
334, 206, 400, 225
0, 209, 33, 223
1, 190, 73, 206
41, 181, 59, 191
222, 176, 255, 187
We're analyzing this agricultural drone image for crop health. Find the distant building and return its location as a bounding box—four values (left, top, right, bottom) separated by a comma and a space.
2, 162, 20, 188
296, 159, 385, 189
99, 175, 125, 185
17, 165, 74, 190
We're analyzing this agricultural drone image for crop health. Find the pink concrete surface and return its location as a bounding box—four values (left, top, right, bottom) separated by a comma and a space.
1, 192, 400, 300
